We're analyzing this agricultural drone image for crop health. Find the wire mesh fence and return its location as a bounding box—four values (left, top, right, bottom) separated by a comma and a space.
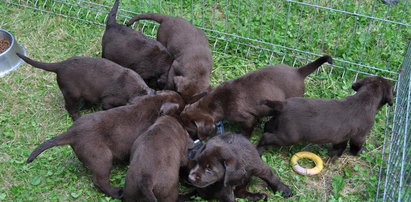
377, 40, 411, 202
6, 0, 409, 81
4, 0, 411, 200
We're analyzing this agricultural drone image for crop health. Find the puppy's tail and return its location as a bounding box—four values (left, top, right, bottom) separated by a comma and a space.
258, 99, 285, 114
107, 0, 119, 25
26, 131, 74, 163
126, 13, 168, 27
297, 55, 333, 78
16, 53, 60, 73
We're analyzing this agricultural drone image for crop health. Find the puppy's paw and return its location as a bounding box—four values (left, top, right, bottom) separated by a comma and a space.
111, 187, 123, 199
281, 187, 293, 198
118, 188, 124, 199
350, 146, 368, 156
178, 191, 197, 202
71, 113, 81, 121
241, 192, 267, 201
328, 149, 344, 160
256, 146, 266, 156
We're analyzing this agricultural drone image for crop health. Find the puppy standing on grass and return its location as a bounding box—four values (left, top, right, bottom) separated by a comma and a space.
186, 133, 292, 201
127, 13, 213, 103
102, 0, 173, 88
180, 56, 333, 139
17, 53, 153, 121
123, 104, 194, 202
257, 76, 394, 160
26, 91, 184, 199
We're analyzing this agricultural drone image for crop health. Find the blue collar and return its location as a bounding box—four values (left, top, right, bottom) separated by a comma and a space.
216, 121, 224, 134
188, 139, 203, 160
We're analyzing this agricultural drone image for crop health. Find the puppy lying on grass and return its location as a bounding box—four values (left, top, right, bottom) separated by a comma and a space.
17, 53, 153, 120
127, 13, 213, 103
185, 133, 292, 201
102, 0, 173, 89
123, 104, 193, 202
257, 76, 394, 160
180, 56, 333, 139
26, 91, 184, 199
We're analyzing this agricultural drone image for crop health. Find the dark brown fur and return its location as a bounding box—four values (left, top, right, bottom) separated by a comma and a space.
127, 13, 213, 103
180, 56, 333, 139
17, 53, 153, 120
26, 91, 184, 199
123, 113, 193, 202
186, 133, 292, 201
102, 0, 173, 89
257, 76, 394, 159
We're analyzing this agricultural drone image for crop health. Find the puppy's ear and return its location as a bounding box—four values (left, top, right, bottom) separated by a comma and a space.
383, 80, 394, 106
188, 91, 208, 104
179, 114, 198, 138
159, 102, 180, 116
220, 149, 246, 187
258, 100, 284, 111
352, 79, 365, 91
174, 76, 190, 93
386, 90, 394, 106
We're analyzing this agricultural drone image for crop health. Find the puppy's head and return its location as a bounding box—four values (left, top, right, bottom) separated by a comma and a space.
180, 107, 215, 140
174, 76, 211, 104
188, 141, 246, 188
352, 76, 394, 107
157, 90, 186, 110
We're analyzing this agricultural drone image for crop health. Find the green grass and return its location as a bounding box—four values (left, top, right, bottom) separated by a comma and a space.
0, 0, 406, 201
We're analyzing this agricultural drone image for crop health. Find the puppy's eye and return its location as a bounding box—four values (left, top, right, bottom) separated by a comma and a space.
205, 167, 213, 174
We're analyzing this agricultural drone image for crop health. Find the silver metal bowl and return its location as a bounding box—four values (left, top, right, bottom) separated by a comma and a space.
0, 29, 26, 77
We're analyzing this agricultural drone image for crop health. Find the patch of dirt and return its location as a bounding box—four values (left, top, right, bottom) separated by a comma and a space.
0, 152, 10, 162
0, 39, 10, 54
303, 154, 370, 200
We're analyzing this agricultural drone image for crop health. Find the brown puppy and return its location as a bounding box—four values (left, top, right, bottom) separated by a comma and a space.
26, 91, 184, 199
127, 13, 213, 103
257, 76, 394, 159
187, 133, 292, 201
102, 0, 173, 88
17, 53, 153, 120
123, 107, 193, 202
180, 56, 333, 139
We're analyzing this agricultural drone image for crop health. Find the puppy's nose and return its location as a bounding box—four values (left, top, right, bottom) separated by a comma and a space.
188, 173, 200, 182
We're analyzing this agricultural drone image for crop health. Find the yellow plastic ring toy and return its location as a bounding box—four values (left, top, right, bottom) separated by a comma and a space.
290, 151, 323, 176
